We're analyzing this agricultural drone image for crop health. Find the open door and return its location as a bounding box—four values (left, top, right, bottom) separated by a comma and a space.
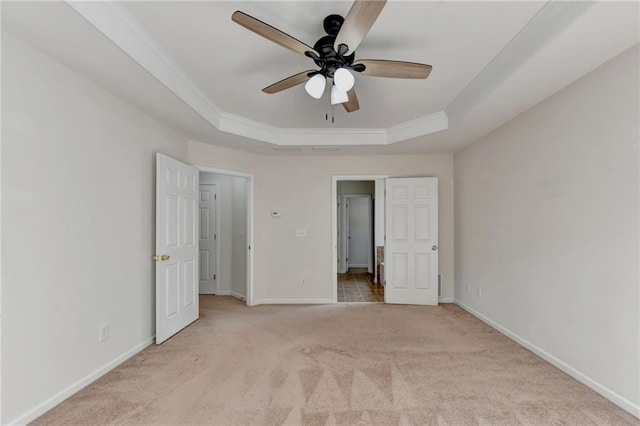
155, 153, 199, 344
385, 177, 438, 305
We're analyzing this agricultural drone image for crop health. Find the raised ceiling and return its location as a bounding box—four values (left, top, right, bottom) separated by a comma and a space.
2, 1, 639, 154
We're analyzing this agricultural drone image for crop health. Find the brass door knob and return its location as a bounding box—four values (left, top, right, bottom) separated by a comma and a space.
152, 254, 171, 262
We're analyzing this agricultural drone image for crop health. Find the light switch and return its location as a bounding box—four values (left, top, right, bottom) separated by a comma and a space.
271, 210, 282, 218
295, 229, 307, 237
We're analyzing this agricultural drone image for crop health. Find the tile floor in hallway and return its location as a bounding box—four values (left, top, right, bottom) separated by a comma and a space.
337, 268, 384, 302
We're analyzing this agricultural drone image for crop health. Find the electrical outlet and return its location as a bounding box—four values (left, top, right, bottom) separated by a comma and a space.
99, 323, 110, 342
300, 277, 307, 287
476, 287, 482, 297
465, 283, 470, 293
295, 229, 307, 237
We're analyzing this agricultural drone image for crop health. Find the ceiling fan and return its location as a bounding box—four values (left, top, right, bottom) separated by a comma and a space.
232, 0, 432, 113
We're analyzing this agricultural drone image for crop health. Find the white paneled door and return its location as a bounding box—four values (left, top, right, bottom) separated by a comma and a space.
385, 177, 439, 305
199, 184, 217, 294
155, 154, 199, 344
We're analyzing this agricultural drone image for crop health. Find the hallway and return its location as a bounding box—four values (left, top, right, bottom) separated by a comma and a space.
337, 268, 384, 303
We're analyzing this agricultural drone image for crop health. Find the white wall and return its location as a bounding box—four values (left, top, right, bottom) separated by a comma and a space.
454, 45, 639, 415
188, 142, 455, 303
231, 177, 248, 299
1, 32, 188, 423
337, 180, 375, 196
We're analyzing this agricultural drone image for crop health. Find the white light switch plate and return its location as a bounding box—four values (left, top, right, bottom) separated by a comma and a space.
295, 229, 307, 237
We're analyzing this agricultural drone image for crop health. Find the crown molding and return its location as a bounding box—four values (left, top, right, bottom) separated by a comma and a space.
445, 0, 595, 124
66, 1, 223, 128
65, 0, 449, 146
218, 112, 280, 144
388, 111, 449, 143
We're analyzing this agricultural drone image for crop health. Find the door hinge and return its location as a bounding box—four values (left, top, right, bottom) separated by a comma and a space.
214, 233, 217, 240
214, 274, 216, 280
214, 194, 217, 200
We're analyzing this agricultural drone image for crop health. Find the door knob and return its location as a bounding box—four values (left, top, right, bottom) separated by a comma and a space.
152, 255, 159, 262
432, 245, 438, 251
152, 254, 171, 262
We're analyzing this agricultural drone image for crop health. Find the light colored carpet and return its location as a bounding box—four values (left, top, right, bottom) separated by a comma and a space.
33, 296, 637, 425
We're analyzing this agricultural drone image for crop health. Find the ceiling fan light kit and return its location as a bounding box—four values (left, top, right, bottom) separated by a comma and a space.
331, 85, 349, 105
333, 68, 355, 92
305, 74, 327, 99
232, 0, 432, 115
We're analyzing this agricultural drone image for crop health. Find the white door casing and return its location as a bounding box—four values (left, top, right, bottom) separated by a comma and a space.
385, 177, 439, 305
156, 153, 199, 344
199, 184, 217, 295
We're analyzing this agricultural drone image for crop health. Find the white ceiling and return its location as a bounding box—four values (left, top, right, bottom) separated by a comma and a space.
2, 1, 639, 154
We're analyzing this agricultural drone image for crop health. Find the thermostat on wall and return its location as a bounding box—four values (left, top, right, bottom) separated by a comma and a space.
271, 210, 282, 218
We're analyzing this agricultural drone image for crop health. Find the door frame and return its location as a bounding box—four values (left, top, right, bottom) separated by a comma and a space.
195, 165, 255, 306
343, 194, 373, 272
332, 175, 388, 303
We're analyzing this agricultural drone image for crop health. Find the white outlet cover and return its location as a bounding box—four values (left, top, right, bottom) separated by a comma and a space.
295, 229, 307, 237
99, 323, 110, 342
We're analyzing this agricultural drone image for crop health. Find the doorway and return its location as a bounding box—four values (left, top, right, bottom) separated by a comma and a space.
155, 155, 255, 344
197, 167, 254, 306
333, 177, 387, 303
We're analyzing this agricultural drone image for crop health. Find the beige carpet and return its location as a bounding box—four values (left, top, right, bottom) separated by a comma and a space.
34, 296, 637, 425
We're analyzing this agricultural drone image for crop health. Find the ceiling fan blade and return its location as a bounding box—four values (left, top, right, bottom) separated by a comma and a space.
334, 0, 387, 55
262, 70, 315, 94
232, 11, 318, 57
354, 59, 432, 79
342, 88, 360, 113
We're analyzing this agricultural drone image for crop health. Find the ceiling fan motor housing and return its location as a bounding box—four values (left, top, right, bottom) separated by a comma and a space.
308, 15, 358, 78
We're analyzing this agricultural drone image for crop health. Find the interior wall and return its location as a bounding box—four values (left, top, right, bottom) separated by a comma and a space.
1, 32, 188, 423
337, 180, 375, 196
188, 142, 455, 303
231, 177, 248, 299
454, 45, 639, 414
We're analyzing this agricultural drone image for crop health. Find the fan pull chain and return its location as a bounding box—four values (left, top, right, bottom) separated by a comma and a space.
325, 96, 329, 121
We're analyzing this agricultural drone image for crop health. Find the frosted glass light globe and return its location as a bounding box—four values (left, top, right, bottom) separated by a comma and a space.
333, 68, 355, 92
304, 74, 326, 99
331, 85, 349, 105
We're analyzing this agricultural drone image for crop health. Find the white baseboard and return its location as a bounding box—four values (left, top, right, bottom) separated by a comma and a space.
454, 299, 640, 419
8, 337, 155, 425
215, 290, 231, 296
438, 297, 454, 303
253, 298, 334, 305
230, 291, 246, 301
